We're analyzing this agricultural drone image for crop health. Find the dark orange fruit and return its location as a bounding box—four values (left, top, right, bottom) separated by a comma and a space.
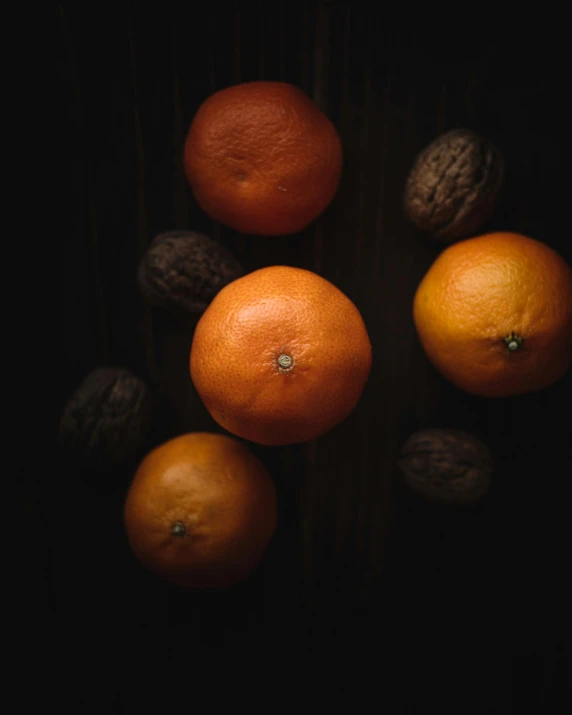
183, 81, 343, 235
124, 432, 277, 589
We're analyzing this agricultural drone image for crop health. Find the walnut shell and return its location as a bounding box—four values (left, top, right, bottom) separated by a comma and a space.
397, 428, 493, 505
137, 230, 244, 314
59, 367, 153, 469
403, 128, 505, 243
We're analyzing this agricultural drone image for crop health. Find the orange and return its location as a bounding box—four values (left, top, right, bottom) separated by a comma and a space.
123, 432, 277, 589
190, 266, 372, 445
183, 81, 343, 236
413, 232, 572, 397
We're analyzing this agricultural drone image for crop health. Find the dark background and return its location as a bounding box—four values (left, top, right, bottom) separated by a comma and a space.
52, 3, 570, 711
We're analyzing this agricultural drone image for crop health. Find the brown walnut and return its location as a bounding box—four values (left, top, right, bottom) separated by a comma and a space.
397, 428, 493, 505
59, 367, 153, 469
137, 231, 244, 314
403, 128, 505, 243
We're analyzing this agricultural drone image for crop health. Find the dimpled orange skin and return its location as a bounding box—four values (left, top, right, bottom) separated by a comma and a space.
413, 232, 572, 397
190, 266, 373, 446
183, 81, 343, 236
123, 432, 277, 589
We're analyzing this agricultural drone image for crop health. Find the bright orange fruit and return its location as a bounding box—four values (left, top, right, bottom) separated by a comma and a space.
190, 266, 372, 445
413, 232, 572, 397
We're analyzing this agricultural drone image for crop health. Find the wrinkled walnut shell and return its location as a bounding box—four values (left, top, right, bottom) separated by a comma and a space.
59, 367, 153, 469
137, 230, 244, 314
397, 428, 493, 505
404, 128, 505, 243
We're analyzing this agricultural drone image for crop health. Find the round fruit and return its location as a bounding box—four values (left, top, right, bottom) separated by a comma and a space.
413, 232, 572, 397
123, 432, 277, 589
183, 81, 343, 236
190, 266, 372, 445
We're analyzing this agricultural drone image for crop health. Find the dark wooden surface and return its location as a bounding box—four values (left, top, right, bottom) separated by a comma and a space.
53, 4, 570, 711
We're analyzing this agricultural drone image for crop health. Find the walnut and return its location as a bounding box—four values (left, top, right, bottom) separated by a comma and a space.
397, 428, 493, 505
137, 230, 244, 314
403, 128, 505, 243
59, 367, 153, 469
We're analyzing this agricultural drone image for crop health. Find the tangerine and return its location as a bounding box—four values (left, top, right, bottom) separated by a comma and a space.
123, 432, 277, 589
190, 266, 372, 445
183, 81, 343, 235
413, 232, 572, 397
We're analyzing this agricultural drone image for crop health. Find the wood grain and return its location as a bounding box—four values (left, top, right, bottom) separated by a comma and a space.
56, 3, 569, 709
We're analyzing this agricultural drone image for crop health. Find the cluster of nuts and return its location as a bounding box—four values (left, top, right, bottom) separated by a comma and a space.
397, 127, 505, 503
59, 232, 244, 470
